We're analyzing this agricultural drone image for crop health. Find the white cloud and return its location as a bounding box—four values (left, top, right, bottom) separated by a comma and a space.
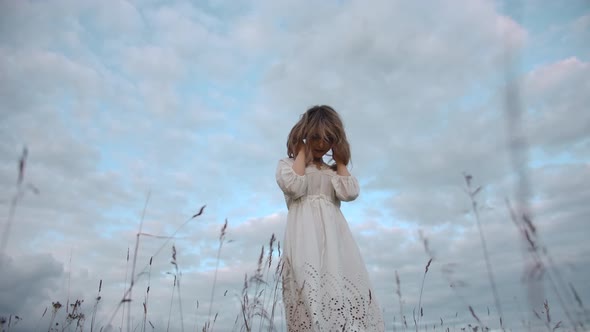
525, 57, 590, 153
0, 0, 588, 331
0, 253, 63, 316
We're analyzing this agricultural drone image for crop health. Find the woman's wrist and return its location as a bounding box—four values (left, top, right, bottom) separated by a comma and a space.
297, 146, 306, 159
292, 144, 307, 175
336, 162, 350, 176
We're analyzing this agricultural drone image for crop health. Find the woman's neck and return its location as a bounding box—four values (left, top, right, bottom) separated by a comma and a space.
312, 158, 325, 169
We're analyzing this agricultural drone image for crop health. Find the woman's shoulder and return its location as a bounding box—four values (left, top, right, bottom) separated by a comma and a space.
277, 157, 295, 167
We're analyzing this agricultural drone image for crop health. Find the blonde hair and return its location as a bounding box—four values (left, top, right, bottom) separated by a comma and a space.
286, 105, 351, 170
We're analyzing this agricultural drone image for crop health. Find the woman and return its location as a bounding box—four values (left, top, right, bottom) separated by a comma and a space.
276, 105, 384, 331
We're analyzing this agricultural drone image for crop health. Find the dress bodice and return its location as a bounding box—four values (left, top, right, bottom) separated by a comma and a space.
276, 158, 360, 210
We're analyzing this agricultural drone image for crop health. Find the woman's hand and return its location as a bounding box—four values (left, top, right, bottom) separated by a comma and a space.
332, 143, 351, 176
332, 143, 345, 165
295, 139, 306, 158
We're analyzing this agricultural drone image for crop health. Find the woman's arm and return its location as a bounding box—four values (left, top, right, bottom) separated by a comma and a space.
332, 143, 350, 176
336, 163, 351, 176
332, 144, 358, 201
276, 158, 308, 199
292, 142, 306, 176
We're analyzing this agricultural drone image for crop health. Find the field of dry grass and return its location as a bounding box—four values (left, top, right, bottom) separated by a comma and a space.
1, 149, 588, 332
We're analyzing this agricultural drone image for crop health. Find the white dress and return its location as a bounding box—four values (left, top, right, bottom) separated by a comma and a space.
276, 158, 385, 332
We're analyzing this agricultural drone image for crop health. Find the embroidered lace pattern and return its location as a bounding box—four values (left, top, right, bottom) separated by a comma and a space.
282, 260, 385, 331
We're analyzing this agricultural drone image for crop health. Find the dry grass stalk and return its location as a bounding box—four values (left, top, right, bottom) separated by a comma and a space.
416, 230, 435, 331
106, 205, 206, 329
142, 256, 153, 332
240, 273, 251, 332
1, 314, 22, 331
166, 270, 177, 332
258, 234, 276, 330
268, 257, 284, 331
126, 191, 151, 332
464, 173, 504, 330
412, 308, 417, 332
65, 299, 85, 331
568, 283, 585, 312
205, 218, 228, 332
166, 244, 185, 332
416, 258, 432, 331
506, 200, 580, 330
90, 279, 102, 332
395, 269, 409, 331
121, 246, 130, 331
47, 302, 62, 332
469, 306, 481, 325
1, 147, 38, 260
237, 235, 283, 332
175, 247, 185, 332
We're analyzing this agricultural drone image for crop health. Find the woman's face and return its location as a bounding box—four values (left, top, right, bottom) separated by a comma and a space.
308, 133, 333, 160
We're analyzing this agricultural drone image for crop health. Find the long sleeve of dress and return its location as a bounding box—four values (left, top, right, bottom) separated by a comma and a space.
276, 158, 307, 200
332, 175, 360, 202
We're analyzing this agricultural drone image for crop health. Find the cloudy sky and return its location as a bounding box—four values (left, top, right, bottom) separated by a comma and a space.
1, 0, 589, 331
